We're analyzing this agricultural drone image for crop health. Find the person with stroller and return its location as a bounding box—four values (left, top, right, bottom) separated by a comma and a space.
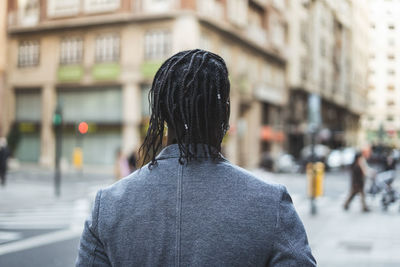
344, 152, 371, 212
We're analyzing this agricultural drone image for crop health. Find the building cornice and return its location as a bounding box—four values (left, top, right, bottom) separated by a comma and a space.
7, 12, 176, 35
8, 10, 286, 65
197, 15, 286, 65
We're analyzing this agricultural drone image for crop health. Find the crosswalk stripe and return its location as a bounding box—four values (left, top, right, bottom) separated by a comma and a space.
0, 228, 83, 256
0, 198, 90, 230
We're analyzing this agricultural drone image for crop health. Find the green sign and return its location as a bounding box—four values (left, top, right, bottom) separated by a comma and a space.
19, 122, 36, 133
238, 76, 249, 94
57, 65, 84, 82
140, 61, 162, 79
92, 63, 121, 80
53, 113, 62, 126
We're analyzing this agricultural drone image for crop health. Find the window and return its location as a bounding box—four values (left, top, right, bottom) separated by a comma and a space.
142, 0, 172, 13
221, 45, 232, 69
200, 34, 212, 51
370, 23, 375, 29
387, 115, 394, 121
47, 0, 80, 17
387, 85, 395, 91
15, 90, 41, 121
141, 84, 151, 117
320, 69, 326, 90
388, 24, 395, 30
301, 57, 308, 82
388, 69, 395, 75
271, 19, 286, 47
320, 38, 326, 57
144, 30, 171, 60
387, 100, 395, 106
18, 40, 40, 68
60, 37, 83, 65
58, 87, 122, 123
95, 34, 120, 63
19, 0, 40, 26
261, 63, 271, 84
227, 0, 248, 27
84, 0, 120, 13
301, 21, 308, 44
272, 0, 285, 10
387, 54, 395, 60
388, 38, 395, 46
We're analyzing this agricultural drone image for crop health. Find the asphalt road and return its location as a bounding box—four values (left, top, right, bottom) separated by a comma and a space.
1, 237, 80, 267
1, 166, 399, 267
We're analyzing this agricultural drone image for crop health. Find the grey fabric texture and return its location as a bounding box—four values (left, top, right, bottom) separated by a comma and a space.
76, 144, 316, 266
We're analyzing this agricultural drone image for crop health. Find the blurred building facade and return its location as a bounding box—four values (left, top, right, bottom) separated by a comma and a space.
363, 0, 400, 147
0, 0, 7, 137
3, 0, 288, 168
286, 0, 369, 157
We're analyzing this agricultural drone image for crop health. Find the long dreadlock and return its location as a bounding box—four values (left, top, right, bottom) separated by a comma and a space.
139, 49, 230, 167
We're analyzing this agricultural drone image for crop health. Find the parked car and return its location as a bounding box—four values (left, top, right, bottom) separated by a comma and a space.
300, 144, 330, 162
275, 153, 300, 173
326, 149, 342, 170
299, 144, 330, 172
341, 147, 356, 167
326, 147, 356, 170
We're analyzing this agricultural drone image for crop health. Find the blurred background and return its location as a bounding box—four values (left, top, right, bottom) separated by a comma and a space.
0, 0, 400, 266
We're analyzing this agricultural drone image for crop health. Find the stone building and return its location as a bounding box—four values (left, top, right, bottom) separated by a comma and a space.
286, 0, 368, 157
3, 0, 288, 168
363, 0, 400, 147
0, 0, 7, 136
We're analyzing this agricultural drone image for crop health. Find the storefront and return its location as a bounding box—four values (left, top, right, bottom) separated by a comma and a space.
57, 86, 123, 165
14, 89, 41, 162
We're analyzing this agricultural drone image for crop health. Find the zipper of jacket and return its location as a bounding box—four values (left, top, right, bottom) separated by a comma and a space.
175, 163, 183, 267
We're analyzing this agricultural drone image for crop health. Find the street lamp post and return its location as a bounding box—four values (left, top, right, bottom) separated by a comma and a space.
53, 105, 63, 197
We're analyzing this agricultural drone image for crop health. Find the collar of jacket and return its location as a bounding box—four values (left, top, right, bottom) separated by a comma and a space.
155, 144, 225, 160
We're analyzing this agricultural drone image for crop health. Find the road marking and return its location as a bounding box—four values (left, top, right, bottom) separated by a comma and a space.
0, 198, 90, 230
0, 231, 22, 244
0, 227, 83, 256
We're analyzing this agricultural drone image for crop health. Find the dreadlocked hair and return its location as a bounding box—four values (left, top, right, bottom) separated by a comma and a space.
139, 49, 231, 167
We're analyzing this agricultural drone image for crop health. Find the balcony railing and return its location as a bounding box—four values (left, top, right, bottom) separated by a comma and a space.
246, 25, 268, 46
8, 11, 40, 28
197, 0, 224, 20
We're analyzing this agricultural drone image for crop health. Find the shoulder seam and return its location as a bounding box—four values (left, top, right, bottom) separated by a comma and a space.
271, 184, 284, 254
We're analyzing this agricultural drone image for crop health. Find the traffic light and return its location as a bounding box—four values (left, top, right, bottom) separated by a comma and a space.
53, 106, 62, 126
78, 122, 88, 134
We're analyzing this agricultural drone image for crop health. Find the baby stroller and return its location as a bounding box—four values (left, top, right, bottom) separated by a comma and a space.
368, 170, 400, 211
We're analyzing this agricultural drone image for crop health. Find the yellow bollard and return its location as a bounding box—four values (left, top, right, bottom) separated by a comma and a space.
307, 162, 325, 198
314, 162, 324, 197
73, 147, 83, 170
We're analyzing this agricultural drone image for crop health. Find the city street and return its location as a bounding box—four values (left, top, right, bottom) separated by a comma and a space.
0, 166, 399, 267
0, 166, 112, 267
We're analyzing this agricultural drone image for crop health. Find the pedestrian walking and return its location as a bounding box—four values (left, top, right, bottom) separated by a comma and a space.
76, 49, 316, 266
344, 152, 371, 212
114, 148, 130, 181
0, 137, 10, 186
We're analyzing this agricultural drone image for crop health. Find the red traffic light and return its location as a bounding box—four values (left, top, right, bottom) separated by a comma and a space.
78, 122, 88, 134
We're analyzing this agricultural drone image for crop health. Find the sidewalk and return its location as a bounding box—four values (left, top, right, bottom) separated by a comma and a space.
254, 169, 400, 267
2, 166, 400, 266
0, 164, 113, 212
